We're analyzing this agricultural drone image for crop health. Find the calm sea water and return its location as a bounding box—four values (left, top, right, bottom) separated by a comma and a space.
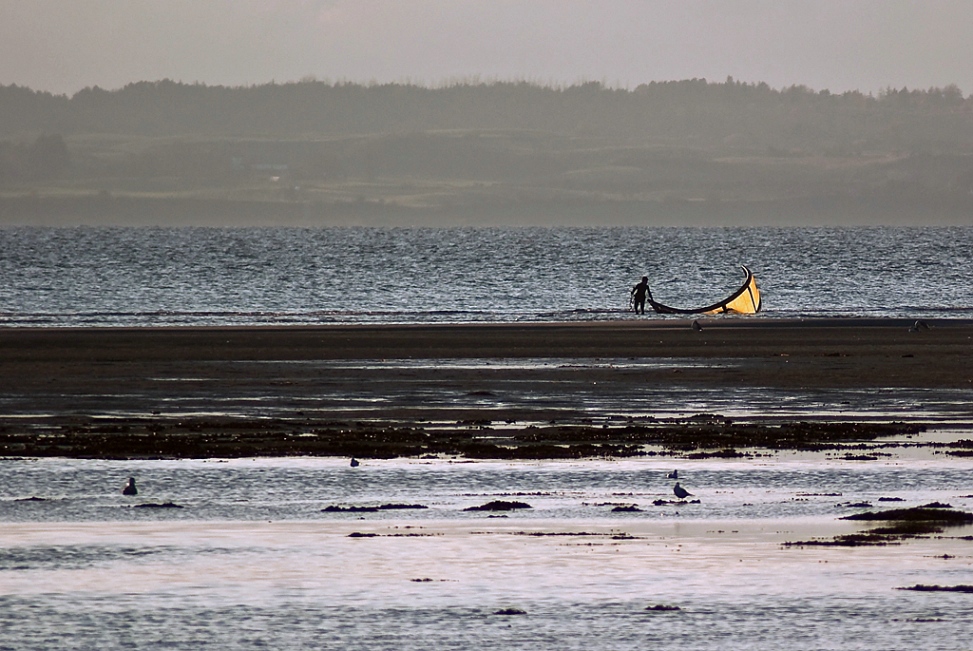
1, 226, 972, 326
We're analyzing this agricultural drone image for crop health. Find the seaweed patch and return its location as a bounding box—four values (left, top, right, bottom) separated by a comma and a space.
786, 505, 973, 547
465, 500, 532, 512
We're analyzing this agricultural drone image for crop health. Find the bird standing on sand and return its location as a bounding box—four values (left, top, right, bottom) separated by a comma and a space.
122, 477, 138, 496
672, 482, 692, 499
908, 320, 929, 333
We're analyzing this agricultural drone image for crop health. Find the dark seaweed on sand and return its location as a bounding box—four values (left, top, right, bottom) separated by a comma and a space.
946, 439, 973, 457
0, 418, 925, 460
323, 503, 428, 513
783, 533, 900, 547
785, 505, 973, 547
897, 585, 973, 593
841, 504, 972, 524
465, 500, 532, 512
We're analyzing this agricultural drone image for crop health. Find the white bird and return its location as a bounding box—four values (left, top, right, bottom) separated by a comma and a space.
673, 482, 692, 499
667, 470, 678, 479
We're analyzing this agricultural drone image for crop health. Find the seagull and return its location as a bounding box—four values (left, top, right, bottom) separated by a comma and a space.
692, 320, 703, 332
349, 458, 360, 467
908, 319, 929, 333
672, 482, 692, 499
122, 477, 138, 496
667, 470, 678, 479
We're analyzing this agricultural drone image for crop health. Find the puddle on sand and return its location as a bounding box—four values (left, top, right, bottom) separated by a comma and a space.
2, 454, 973, 649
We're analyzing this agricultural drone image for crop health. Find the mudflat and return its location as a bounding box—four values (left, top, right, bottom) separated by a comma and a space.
1, 319, 971, 458
4, 318, 971, 387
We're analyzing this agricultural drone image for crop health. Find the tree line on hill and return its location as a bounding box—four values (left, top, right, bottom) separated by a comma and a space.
1, 78, 972, 154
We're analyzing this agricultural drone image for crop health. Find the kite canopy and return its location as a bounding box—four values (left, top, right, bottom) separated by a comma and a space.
649, 265, 761, 315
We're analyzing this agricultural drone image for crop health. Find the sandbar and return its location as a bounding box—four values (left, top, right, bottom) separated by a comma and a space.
1, 318, 971, 458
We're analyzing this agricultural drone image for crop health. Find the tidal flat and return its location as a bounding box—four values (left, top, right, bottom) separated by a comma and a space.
2, 321, 973, 649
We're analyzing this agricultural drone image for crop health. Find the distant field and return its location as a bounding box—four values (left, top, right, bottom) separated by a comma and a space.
0, 131, 970, 226
3, 79, 973, 225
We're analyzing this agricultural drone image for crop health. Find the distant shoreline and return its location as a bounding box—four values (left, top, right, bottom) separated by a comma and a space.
3, 193, 973, 227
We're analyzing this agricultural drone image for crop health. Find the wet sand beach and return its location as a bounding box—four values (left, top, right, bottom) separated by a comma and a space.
1, 319, 972, 458
4, 319, 973, 649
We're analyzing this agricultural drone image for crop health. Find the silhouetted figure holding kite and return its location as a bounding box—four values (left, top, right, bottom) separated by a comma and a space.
631, 276, 651, 315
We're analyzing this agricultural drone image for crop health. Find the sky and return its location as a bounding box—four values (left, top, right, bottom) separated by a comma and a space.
2, 0, 972, 96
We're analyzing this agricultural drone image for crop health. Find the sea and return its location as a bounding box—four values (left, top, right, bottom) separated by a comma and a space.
2, 225, 973, 649
1, 225, 972, 326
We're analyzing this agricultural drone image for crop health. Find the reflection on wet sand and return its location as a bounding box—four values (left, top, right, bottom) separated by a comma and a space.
2, 456, 973, 649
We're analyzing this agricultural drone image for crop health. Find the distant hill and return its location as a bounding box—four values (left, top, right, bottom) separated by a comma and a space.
1, 79, 972, 226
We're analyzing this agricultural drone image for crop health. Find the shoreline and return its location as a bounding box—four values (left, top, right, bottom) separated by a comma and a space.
2, 318, 972, 459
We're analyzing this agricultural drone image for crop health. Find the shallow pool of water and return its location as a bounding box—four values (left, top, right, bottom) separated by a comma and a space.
2, 453, 973, 649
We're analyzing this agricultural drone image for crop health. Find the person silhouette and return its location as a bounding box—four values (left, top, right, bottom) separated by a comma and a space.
122, 477, 138, 496
631, 276, 651, 315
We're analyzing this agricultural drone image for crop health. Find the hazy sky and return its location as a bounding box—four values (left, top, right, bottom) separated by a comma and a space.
2, 0, 972, 96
